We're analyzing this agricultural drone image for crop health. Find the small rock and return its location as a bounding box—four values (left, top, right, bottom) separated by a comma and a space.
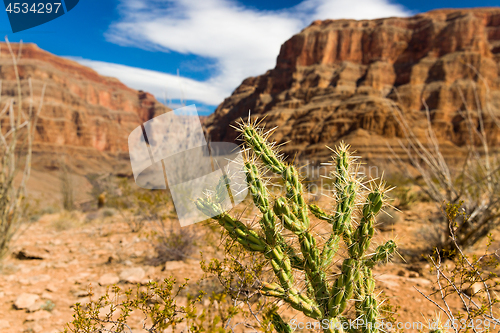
45, 283, 59, 292
31, 323, 43, 332
408, 277, 431, 286
13, 247, 49, 260
106, 254, 119, 264
41, 292, 53, 300
14, 293, 40, 310
27, 300, 45, 312
377, 274, 401, 291
141, 278, 153, 285
464, 282, 483, 296
165, 261, 186, 271
26, 310, 52, 321
397, 269, 409, 277
19, 278, 32, 285
408, 264, 424, 275
120, 267, 145, 283
52, 239, 62, 246
70, 272, 92, 285
408, 271, 420, 278
98, 273, 120, 286
21, 275, 52, 285
0, 319, 10, 329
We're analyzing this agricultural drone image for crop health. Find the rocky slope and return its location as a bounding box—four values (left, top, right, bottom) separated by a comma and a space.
0, 42, 170, 173
204, 8, 500, 162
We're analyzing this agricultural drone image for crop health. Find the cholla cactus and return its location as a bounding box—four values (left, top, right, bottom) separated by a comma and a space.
196, 122, 397, 333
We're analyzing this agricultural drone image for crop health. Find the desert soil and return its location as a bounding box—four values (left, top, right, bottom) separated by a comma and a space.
0, 198, 495, 333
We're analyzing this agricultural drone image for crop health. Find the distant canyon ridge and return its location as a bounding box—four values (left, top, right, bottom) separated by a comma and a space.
204, 8, 500, 162
0, 42, 170, 173
1, 8, 500, 174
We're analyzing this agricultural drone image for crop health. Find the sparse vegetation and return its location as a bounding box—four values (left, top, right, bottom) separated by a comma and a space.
0, 38, 45, 260
196, 122, 397, 332
60, 156, 75, 211
150, 224, 198, 265
390, 75, 500, 251
91, 176, 172, 233
418, 202, 500, 331
51, 210, 81, 231
64, 277, 236, 333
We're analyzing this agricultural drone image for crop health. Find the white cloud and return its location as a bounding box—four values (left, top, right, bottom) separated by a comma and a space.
74, 0, 411, 107
294, 0, 411, 21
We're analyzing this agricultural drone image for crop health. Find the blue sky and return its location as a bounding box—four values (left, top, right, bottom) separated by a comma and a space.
1, 0, 498, 115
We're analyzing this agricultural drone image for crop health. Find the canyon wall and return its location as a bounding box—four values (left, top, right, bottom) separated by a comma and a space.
205, 8, 500, 162
0, 42, 170, 173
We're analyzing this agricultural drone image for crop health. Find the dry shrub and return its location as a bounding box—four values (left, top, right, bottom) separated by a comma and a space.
0, 39, 44, 260
419, 202, 500, 331
51, 211, 81, 231
60, 156, 74, 211
149, 223, 198, 266
389, 70, 500, 251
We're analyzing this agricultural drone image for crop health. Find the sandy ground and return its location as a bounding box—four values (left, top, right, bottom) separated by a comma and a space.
0, 197, 497, 333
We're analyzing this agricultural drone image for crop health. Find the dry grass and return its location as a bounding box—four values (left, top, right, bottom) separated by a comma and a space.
0, 38, 44, 260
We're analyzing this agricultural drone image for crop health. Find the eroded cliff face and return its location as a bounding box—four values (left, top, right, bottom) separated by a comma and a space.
0, 42, 170, 172
205, 8, 500, 162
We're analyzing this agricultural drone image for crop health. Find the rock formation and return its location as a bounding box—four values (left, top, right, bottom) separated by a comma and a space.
204, 8, 500, 162
0, 42, 170, 173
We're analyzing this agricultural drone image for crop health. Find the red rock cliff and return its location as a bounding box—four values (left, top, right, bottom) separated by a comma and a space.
205, 8, 500, 162
0, 42, 170, 171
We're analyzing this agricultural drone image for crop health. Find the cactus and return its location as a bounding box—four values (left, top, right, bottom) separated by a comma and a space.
196, 123, 397, 333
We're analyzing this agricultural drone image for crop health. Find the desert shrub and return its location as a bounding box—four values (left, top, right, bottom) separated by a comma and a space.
41, 206, 58, 215
101, 208, 116, 218
200, 240, 285, 332
0, 39, 44, 260
27, 202, 59, 222
64, 277, 237, 333
149, 224, 198, 265
418, 202, 500, 331
105, 177, 171, 233
41, 300, 55, 312
60, 156, 74, 211
84, 211, 100, 223
84, 173, 117, 208
390, 73, 500, 251
414, 212, 449, 253
196, 122, 397, 332
391, 186, 419, 210
51, 211, 80, 231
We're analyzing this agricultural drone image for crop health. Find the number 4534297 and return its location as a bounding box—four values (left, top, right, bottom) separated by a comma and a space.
6, 3, 62, 14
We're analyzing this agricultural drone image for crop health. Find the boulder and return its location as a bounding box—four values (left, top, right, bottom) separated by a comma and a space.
98, 273, 120, 286
119, 267, 145, 284
14, 293, 40, 310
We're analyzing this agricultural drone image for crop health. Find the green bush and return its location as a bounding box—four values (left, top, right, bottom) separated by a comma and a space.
64, 278, 236, 333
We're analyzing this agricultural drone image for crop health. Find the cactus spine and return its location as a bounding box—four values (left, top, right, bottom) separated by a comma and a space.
196, 123, 397, 333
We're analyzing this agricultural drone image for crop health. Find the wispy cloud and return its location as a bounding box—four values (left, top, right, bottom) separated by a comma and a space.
68, 57, 227, 105
74, 0, 411, 107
